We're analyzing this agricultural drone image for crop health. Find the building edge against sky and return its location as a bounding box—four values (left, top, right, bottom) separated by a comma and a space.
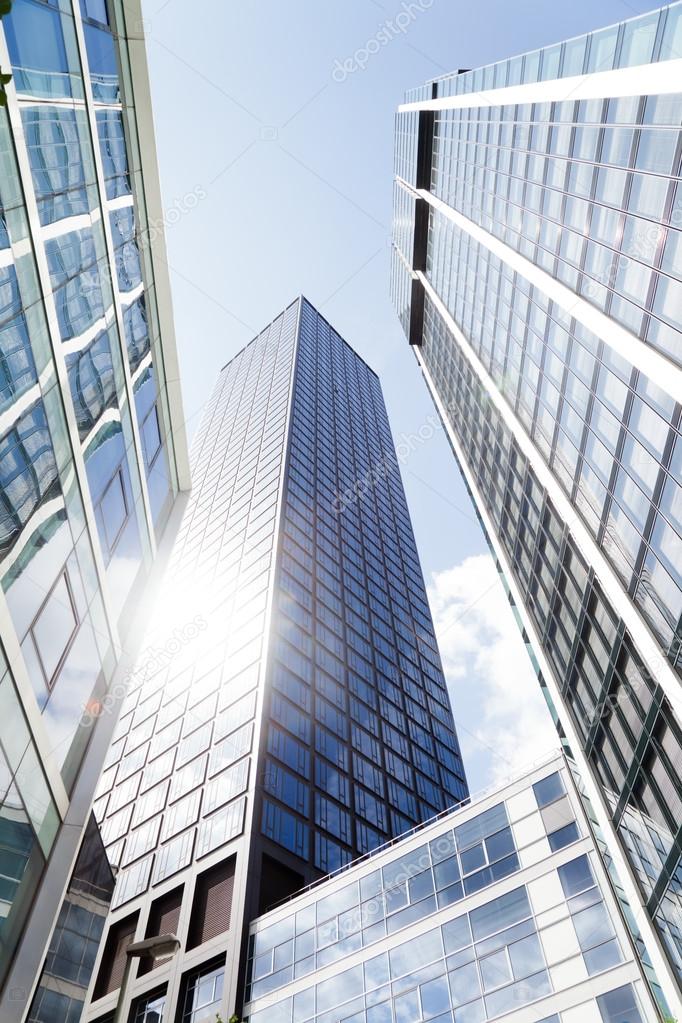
81, 297, 468, 1023
243, 751, 660, 1023
391, 1, 682, 1016
0, 0, 189, 1019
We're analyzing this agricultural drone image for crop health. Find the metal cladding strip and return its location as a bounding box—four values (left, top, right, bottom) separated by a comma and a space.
399, 57, 682, 111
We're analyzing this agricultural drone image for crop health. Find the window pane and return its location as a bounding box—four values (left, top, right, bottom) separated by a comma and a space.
558, 854, 595, 897
597, 982, 644, 1023
32, 573, 77, 683
533, 772, 564, 807
470, 887, 531, 940
100, 470, 128, 555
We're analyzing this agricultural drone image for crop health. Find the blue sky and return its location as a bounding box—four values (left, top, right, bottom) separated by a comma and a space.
143, 0, 661, 791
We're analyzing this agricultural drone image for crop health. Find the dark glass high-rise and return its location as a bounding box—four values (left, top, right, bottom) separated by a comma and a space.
83, 298, 467, 1022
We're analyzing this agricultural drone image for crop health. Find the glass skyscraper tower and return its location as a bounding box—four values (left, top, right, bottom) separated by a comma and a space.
83, 298, 467, 1023
0, 1, 188, 1020
392, 2, 682, 1014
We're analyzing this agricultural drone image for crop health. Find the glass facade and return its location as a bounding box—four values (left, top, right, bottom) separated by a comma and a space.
84, 298, 467, 1023
0, 0, 187, 1016
27, 817, 115, 1023
391, 2, 682, 1013
244, 756, 658, 1023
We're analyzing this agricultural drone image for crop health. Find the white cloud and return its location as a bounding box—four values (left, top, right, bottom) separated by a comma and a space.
428, 553, 559, 792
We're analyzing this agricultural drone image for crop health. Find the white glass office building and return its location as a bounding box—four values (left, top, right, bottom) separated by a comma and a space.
243, 752, 659, 1023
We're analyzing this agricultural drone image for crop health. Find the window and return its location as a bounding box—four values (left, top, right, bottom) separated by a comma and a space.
152, 831, 194, 884
161, 790, 200, 841
548, 821, 579, 851
532, 771, 565, 807
203, 758, 249, 815
316, 759, 349, 803
30, 570, 78, 688
196, 797, 245, 857
480, 948, 513, 991
131, 990, 165, 1023
4, 0, 73, 98
262, 799, 308, 859
179, 962, 225, 1023
315, 834, 351, 873
597, 983, 644, 1023
267, 725, 309, 778
67, 329, 117, 438
454, 802, 508, 850
558, 854, 594, 897
96, 109, 130, 199
315, 793, 351, 844
98, 468, 128, 561
264, 759, 308, 816
470, 887, 531, 941
141, 405, 162, 468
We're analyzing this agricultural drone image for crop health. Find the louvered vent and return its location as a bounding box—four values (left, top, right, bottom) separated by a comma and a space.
93, 912, 138, 998
187, 856, 235, 949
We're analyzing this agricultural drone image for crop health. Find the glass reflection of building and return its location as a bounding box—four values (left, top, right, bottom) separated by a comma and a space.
243, 753, 661, 1023
0, 1, 188, 1020
82, 298, 468, 1023
391, 2, 682, 1015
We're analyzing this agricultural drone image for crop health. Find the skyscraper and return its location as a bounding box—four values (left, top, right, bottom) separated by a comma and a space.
392, 2, 682, 1013
83, 298, 468, 1023
0, 1, 188, 1019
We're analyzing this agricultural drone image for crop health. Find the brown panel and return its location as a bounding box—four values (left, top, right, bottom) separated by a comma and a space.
187, 857, 235, 949
139, 886, 183, 975
93, 912, 138, 999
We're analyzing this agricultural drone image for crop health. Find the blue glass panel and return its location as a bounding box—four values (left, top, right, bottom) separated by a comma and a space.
83, 23, 119, 102
123, 297, 150, 372
110, 207, 141, 292
262, 799, 308, 859
4, 0, 77, 99
96, 110, 130, 199
133, 367, 171, 529
470, 887, 531, 941
264, 759, 308, 817
548, 821, 579, 851
532, 771, 565, 807
84, 422, 142, 614
454, 803, 508, 851
315, 834, 351, 873
22, 108, 91, 224
0, 401, 60, 558
596, 983, 644, 1022
0, 266, 37, 412
46, 229, 106, 342
558, 854, 595, 898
